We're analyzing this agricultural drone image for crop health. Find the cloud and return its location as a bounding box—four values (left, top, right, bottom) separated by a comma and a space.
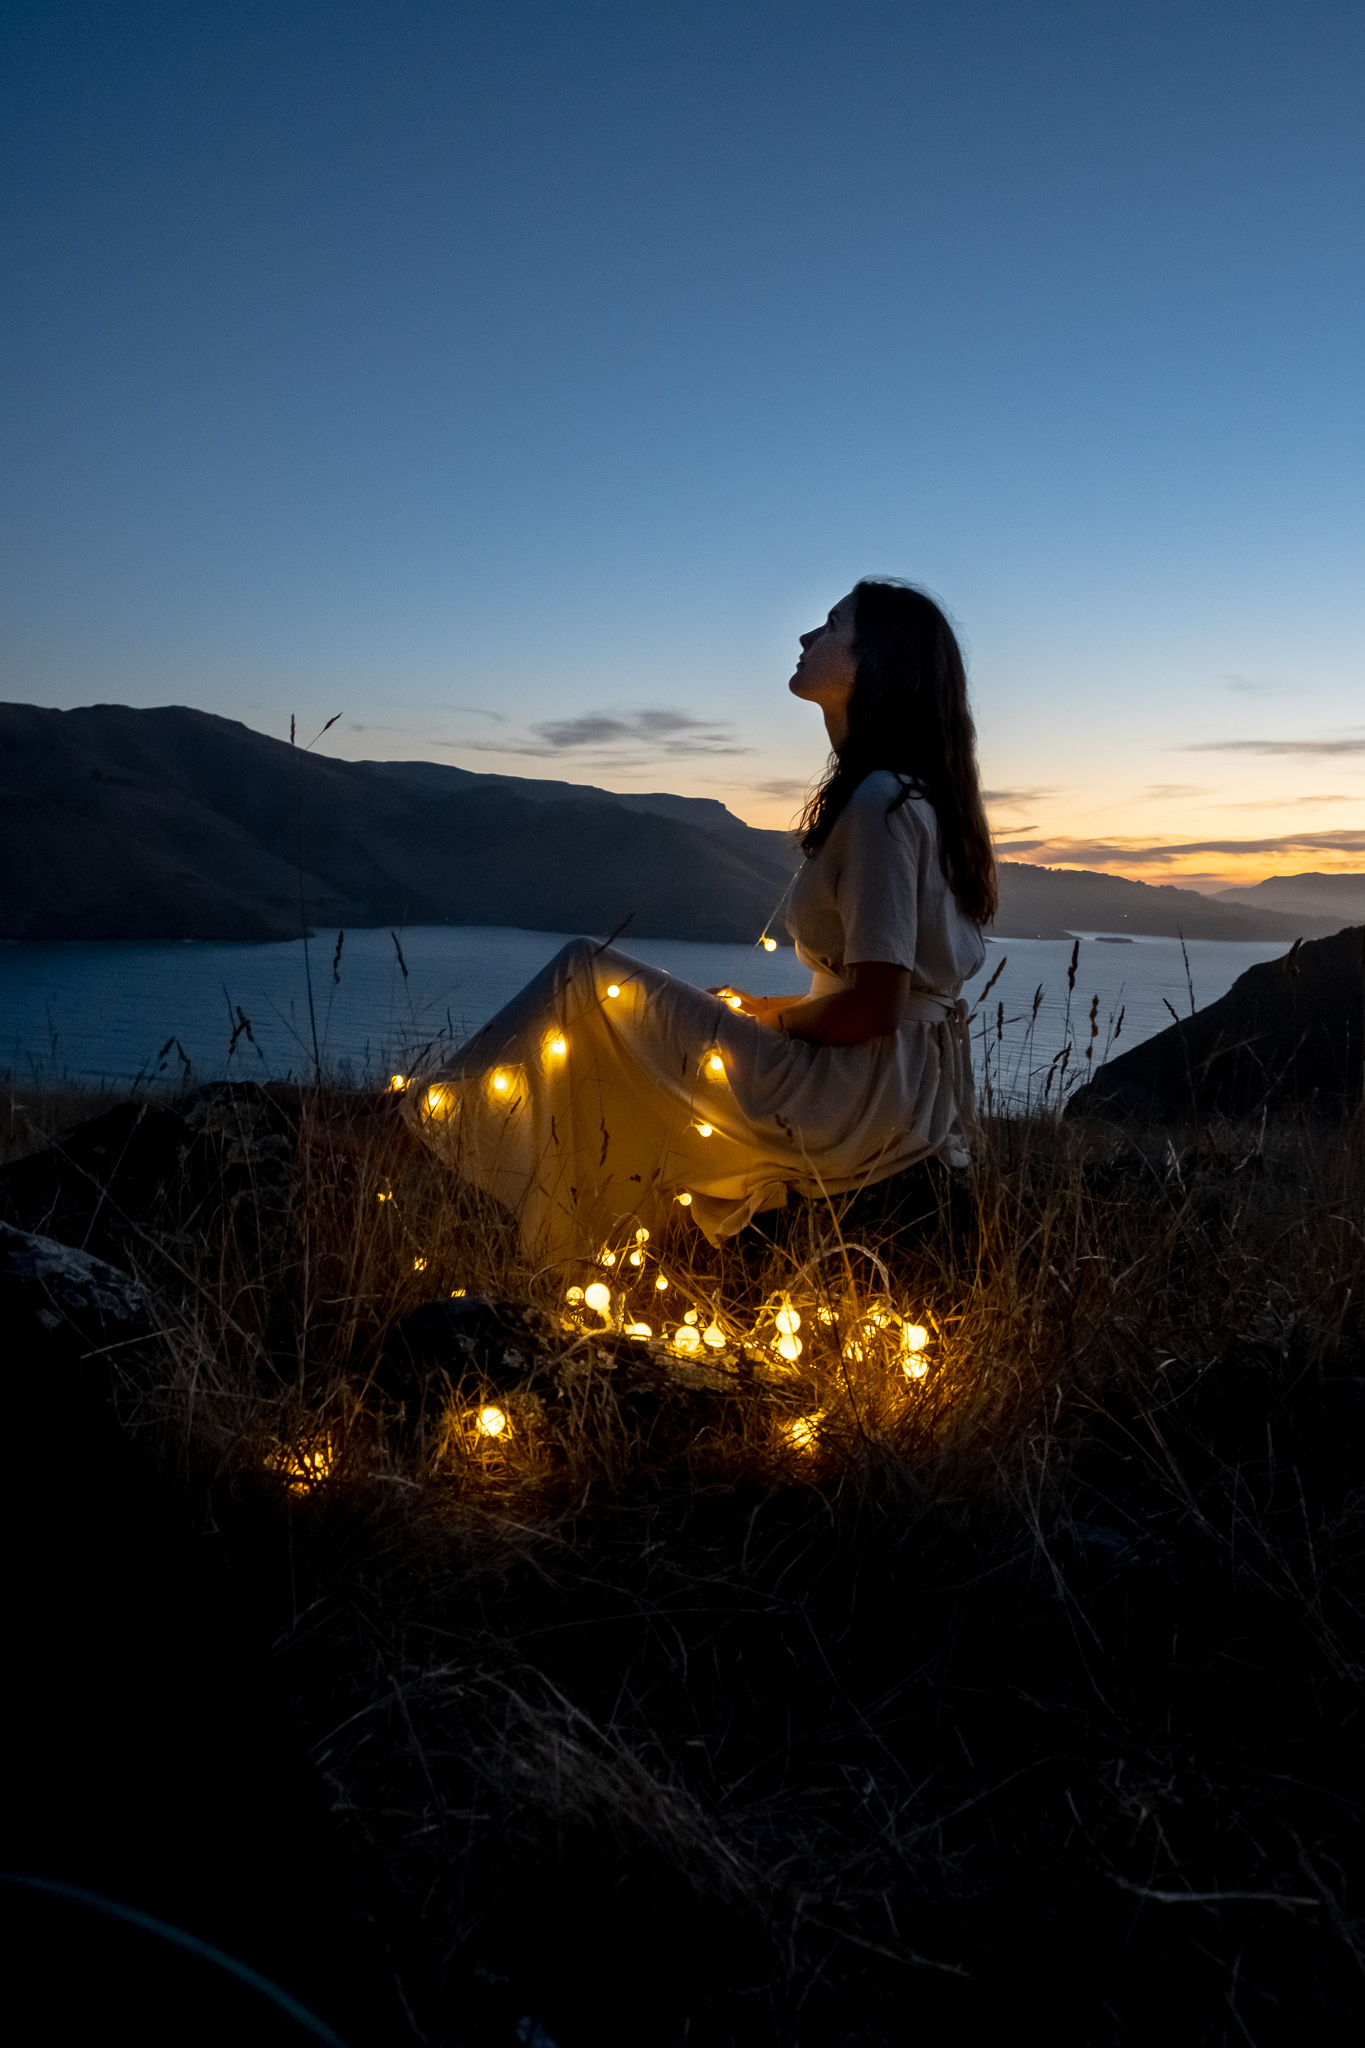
1222, 674, 1290, 696
1218, 793, 1357, 810
1182, 735, 1365, 757
746, 777, 815, 802
982, 786, 1054, 808
450, 707, 753, 762
1000, 828, 1365, 868
1143, 784, 1209, 801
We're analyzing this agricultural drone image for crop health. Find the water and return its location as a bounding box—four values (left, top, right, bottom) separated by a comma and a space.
0, 924, 1289, 1100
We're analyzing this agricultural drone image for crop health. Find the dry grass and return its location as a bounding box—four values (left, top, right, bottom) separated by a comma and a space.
49, 1089, 1365, 2042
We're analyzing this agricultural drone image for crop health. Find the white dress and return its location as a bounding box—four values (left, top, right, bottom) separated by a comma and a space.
412, 771, 986, 1267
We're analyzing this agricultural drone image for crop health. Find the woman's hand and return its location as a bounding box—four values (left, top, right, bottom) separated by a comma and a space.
707, 986, 799, 1022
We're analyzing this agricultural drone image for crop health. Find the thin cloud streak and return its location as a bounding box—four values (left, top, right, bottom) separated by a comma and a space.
999, 828, 1365, 867
441, 706, 754, 761
1183, 736, 1365, 757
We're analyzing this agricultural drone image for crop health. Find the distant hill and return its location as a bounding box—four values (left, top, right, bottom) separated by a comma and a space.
992, 861, 1340, 944
0, 703, 797, 943
1214, 871, 1365, 924
0, 702, 1349, 946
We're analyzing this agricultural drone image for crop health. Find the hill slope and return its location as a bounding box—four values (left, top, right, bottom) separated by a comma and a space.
0, 702, 1348, 945
1066, 923, 1365, 1121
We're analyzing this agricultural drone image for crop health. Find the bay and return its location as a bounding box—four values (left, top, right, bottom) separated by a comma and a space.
0, 924, 1290, 1102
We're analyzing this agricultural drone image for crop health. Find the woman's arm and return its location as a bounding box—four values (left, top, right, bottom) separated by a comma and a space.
712, 962, 912, 1046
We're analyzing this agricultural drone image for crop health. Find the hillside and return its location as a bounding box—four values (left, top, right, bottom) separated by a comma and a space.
1215, 870, 1365, 923
0, 703, 797, 944
0, 702, 1347, 946
1067, 922, 1365, 1121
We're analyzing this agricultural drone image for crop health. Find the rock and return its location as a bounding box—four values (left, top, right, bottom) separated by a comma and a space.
0, 1218, 150, 1359
1067, 924, 1365, 1123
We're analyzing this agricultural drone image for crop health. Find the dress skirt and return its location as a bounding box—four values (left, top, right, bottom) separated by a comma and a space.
411, 938, 974, 1268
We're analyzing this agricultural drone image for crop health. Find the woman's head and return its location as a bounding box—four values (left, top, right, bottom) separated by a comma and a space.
796, 580, 997, 925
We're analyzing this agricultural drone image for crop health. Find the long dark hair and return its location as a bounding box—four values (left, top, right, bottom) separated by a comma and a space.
799, 580, 997, 925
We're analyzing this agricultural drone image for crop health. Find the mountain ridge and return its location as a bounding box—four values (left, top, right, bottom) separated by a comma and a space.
0, 702, 1348, 947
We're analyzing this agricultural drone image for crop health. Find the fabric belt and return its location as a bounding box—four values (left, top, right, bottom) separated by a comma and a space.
900, 990, 969, 1027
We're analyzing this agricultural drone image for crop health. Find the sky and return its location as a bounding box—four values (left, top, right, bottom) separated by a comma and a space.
2, 0, 1362, 889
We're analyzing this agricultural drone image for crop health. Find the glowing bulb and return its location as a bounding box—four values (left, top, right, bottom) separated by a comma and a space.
762, 936, 777, 951
904, 1355, 929, 1381
816, 1306, 835, 1325
413, 1256, 427, 1272
902, 1324, 929, 1353
707, 1054, 724, 1075
676, 1191, 692, 1206
683, 1310, 698, 1325
626, 1321, 652, 1340
477, 1405, 507, 1438
635, 1227, 649, 1242
787, 1415, 819, 1451
673, 1325, 701, 1353
376, 1190, 392, 1202
702, 1322, 725, 1349
584, 1282, 612, 1314
565, 1285, 584, 1303
450, 1287, 466, 1297
423, 1085, 448, 1118
599, 1249, 617, 1266
547, 1033, 567, 1056
775, 1307, 801, 1335
388, 1073, 407, 1092
492, 1072, 509, 1093
775, 1334, 802, 1362
628, 1249, 643, 1266
726, 995, 742, 1011
655, 1275, 668, 1291
695, 1123, 713, 1138
606, 983, 621, 999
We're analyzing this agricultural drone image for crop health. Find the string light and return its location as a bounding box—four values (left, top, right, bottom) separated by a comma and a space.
683, 1310, 699, 1325
762, 937, 777, 952
564, 1285, 584, 1303
655, 1275, 669, 1291
412, 1256, 427, 1272
702, 1322, 725, 1349
676, 1191, 693, 1206
707, 1054, 725, 1075
775, 1334, 802, 1362
476, 1405, 508, 1438
635, 1227, 650, 1242
492, 1072, 509, 1093
628, 1249, 644, 1266
626, 1321, 653, 1340
775, 1307, 801, 1335
450, 1288, 466, 1298
423, 1085, 450, 1119
584, 1282, 612, 1314
787, 1415, 819, 1451
388, 1074, 407, 1092
695, 1123, 713, 1138
547, 1033, 567, 1056
726, 995, 742, 1011
606, 983, 621, 998
673, 1325, 701, 1353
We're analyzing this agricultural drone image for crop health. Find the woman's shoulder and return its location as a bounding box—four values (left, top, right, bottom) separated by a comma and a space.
843, 771, 935, 837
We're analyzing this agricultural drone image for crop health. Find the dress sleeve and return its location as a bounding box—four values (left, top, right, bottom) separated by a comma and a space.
834, 779, 926, 971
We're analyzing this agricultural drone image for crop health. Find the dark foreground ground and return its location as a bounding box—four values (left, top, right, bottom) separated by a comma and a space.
2, 1083, 1364, 2045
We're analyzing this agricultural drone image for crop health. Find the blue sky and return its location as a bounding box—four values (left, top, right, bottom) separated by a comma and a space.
3, 0, 1362, 884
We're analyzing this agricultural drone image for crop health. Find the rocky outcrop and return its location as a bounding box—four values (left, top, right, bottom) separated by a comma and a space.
1066, 924, 1365, 1122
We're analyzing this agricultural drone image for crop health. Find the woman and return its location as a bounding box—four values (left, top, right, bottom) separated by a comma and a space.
412, 580, 995, 1264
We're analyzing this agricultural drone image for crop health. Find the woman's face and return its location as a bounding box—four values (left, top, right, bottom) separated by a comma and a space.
789, 591, 858, 725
